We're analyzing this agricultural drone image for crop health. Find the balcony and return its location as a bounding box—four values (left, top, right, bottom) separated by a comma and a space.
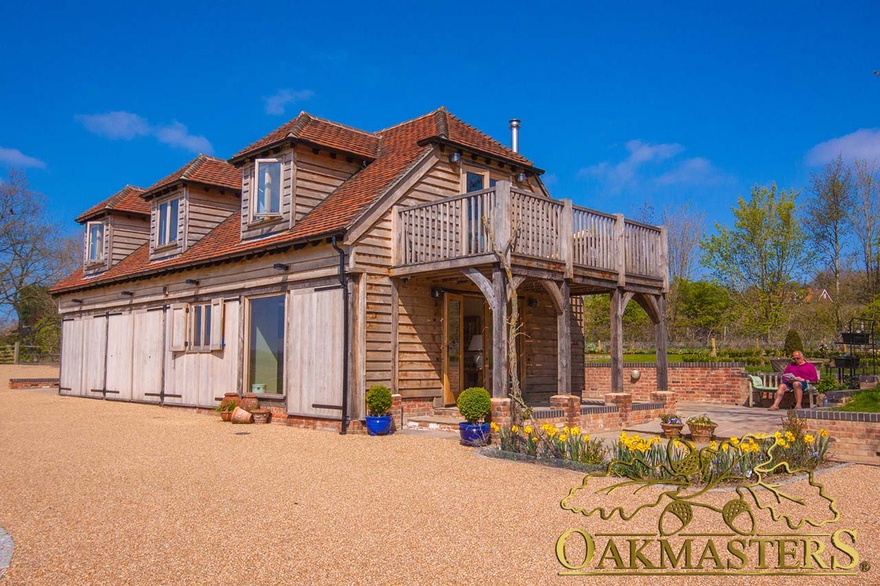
392, 181, 668, 292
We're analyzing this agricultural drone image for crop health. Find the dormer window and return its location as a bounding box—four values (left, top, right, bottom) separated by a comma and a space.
464, 170, 499, 193
86, 222, 105, 262
157, 198, 180, 246
254, 159, 281, 218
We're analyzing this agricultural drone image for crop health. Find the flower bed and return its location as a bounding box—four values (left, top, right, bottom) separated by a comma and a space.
489, 415, 831, 483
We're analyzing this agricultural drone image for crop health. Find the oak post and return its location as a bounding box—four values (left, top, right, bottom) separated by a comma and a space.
561, 199, 574, 279
655, 294, 669, 391
610, 288, 624, 392
557, 280, 572, 395
614, 213, 626, 287
492, 266, 508, 398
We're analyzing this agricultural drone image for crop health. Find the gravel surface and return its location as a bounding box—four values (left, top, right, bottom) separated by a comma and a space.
1, 383, 879, 585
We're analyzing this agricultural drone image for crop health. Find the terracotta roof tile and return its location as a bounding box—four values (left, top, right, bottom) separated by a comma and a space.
142, 154, 240, 199
75, 185, 149, 223
232, 112, 380, 161
53, 108, 538, 294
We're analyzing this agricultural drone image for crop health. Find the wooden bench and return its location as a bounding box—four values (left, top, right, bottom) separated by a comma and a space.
748, 373, 822, 408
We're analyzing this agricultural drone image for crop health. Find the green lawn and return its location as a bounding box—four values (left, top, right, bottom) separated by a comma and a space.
836, 389, 880, 413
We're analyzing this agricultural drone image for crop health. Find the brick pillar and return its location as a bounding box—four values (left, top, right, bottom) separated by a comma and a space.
651, 391, 676, 414
605, 392, 632, 424
391, 394, 402, 432
491, 398, 512, 428
551, 394, 580, 428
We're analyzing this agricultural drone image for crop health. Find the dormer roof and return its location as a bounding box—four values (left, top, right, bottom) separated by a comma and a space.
75, 185, 149, 224
230, 112, 381, 164
140, 154, 241, 201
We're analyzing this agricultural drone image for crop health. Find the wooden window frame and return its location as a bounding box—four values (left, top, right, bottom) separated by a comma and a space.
251, 158, 283, 223
459, 164, 508, 193
244, 292, 286, 397
156, 197, 181, 247
85, 221, 105, 264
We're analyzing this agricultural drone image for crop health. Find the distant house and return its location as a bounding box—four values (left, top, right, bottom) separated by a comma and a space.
50, 108, 668, 431
804, 287, 833, 303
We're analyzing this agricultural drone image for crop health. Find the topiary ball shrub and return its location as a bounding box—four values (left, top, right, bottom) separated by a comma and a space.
365, 385, 392, 416
457, 387, 491, 423
783, 329, 804, 355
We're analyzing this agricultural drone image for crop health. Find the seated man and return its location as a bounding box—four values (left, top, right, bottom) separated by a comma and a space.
769, 351, 818, 410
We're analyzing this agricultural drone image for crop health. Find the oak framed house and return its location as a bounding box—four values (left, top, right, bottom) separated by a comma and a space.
50, 108, 669, 431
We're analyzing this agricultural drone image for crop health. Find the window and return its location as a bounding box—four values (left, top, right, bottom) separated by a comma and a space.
254, 159, 282, 218
170, 299, 224, 352
465, 171, 499, 193
248, 295, 285, 394
191, 303, 213, 349
86, 222, 104, 262
157, 198, 179, 246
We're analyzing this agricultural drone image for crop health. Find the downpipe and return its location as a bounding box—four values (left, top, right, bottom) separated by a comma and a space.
331, 235, 350, 435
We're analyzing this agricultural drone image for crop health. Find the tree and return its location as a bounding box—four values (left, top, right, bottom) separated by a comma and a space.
783, 329, 804, 354
674, 279, 732, 342
0, 169, 78, 345
662, 202, 706, 283
852, 159, 880, 298
701, 183, 808, 342
805, 156, 854, 328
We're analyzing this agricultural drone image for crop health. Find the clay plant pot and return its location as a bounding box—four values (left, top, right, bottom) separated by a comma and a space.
660, 423, 684, 439
251, 408, 270, 424
687, 423, 717, 443
239, 393, 260, 413
219, 392, 240, 413
220, 411, 233, 422
231, 406, 253, 424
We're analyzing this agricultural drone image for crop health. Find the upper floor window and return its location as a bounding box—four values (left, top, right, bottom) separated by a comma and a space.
192, 303, 213, 350
254, 159, 281, 218
157, 198, 179, 246
465, 171, 498, 193
86, 222, 104, 262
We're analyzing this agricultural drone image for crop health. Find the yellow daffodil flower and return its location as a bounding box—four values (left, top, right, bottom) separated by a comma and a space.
805, 434, 815, 444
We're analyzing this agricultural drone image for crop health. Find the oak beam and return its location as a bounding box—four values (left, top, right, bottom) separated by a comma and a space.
655, 294, 669, 391
492, 267, 508, 398
461, 268, 497, 309
557, 280, 572, 395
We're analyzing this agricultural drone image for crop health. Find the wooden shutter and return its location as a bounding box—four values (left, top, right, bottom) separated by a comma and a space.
170, 303, 189, 352
209, 298, 225, 351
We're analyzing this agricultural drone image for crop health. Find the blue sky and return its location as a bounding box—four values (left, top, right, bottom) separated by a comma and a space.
1, 1, 878, 236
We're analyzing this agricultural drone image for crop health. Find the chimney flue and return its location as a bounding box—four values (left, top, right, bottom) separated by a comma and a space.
509, 118, 521, 153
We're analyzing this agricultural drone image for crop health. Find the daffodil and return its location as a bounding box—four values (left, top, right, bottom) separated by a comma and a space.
730, 436, 739, 445
819, 429, 829, 438
583, 434, 590, 442
721, 443, 729, 452
559, 434, 568, 442
531, 436, 538, 443
805, 434, 815, 444
774, 431, 782, 439
776, 437, 787, 447
490, 422, 499, 432
709, 441, 718, 450
524, 425, 533, 435
511, 424, 519, 433
571, 427, 581, 436
785, 431, 795, 442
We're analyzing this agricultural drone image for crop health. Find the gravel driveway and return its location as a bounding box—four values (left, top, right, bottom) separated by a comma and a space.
1, 386, 879, 585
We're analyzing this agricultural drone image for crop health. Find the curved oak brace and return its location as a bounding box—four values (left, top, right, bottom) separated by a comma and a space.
460, 268, 496, 310
633, 292, 661, 324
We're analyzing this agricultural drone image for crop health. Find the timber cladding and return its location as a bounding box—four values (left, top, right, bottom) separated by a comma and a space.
396, 282, 443, 399
584, 363, 748, 404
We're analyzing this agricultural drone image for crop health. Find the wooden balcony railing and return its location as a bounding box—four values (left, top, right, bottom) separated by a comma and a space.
393, 181, 668, 287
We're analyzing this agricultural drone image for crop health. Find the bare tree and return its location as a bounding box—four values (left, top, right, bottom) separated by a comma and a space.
852, 159, 880, 297
0, 169, 78, 341
805, 156, 854, 329
662, 202, 705, 283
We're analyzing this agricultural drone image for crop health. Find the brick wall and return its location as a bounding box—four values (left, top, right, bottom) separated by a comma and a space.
800, 409, 880, 465
8, 378, 59, 390
584, 363, 748, 405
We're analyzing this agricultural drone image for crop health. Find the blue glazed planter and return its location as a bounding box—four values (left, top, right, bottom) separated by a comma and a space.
459, 422, 491, 446
365, 414, 393, 436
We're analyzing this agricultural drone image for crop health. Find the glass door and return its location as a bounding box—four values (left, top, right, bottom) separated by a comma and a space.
442, 293, 463, 405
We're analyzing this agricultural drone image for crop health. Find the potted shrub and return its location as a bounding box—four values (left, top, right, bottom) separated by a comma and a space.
365, 385, 393, 436
457, 387, 492, 446
659, 414, 684, 439
686, 414, 717, 443
213, 401, 236, 422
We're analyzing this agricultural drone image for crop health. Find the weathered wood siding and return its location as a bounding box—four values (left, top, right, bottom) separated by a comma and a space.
108, 214, 149, 267
186, 187, 239, 251
60, 318, 84, 395
396, 282, 443, 398
131, 309, 164, 403
105, 312, 135, 401
354, 160, 460, 400
286, 287, 344, 417
294, 147, 361, 223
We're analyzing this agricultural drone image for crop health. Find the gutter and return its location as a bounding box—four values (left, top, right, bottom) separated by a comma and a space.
330, 235, 350, 435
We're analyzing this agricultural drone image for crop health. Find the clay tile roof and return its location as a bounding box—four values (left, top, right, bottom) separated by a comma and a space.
141, 154, 241, 200
75, 185, 149, 223
231, 112, 380, 162
437, 108, 533, 167
52, 107, 541, 295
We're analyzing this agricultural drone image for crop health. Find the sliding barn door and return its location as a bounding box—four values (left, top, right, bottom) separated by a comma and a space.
286, 287, 344, 418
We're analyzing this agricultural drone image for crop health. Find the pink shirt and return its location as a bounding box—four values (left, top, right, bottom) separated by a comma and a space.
784, 361, 818, 382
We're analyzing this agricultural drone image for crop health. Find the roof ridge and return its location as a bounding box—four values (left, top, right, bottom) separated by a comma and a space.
433, 108, 449, 139
298, 111, 376, 137
180, 155, 206, 181
375, 107, 443, 135
287, 112, 312, 138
